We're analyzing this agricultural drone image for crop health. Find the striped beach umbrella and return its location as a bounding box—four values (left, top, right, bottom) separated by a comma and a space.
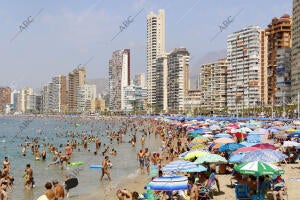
149, 176, 188, 191
234, 161, 284, 176
162, 160, 197, 173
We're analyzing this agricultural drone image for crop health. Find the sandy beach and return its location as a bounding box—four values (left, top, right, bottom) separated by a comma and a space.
82, 162, 300, 200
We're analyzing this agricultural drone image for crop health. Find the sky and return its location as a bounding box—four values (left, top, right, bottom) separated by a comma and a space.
0, 0, 292, 90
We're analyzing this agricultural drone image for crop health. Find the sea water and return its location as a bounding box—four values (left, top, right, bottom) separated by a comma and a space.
0, 116, 161, 200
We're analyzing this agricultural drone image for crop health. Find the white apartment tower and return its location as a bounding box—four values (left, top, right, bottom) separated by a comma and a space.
227, 26, 268, 115
77, 84, 96, 113
109, 49, 130, 112
199, 59, 227, 112
167, 48, 190, 112
147, 9, 165, 109
156, 53, 168, 112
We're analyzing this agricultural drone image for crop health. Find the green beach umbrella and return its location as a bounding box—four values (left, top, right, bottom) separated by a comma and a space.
234, 161, 284, 177
234, 161, 284, 196
194, 153, 227, 164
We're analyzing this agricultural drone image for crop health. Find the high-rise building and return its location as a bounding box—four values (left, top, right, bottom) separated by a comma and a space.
156, 53, 168, 112
0, 87, 12, 113
134, 73, 145, 87
77, 84, 96, 113
43, 75, 67, 113
276, 48, 292, 105
68, 67, 86, 113
123, 85, 147, 112
109, 49, 130, 111
292, 0, 300, 97
167, 48, 190, 112
184, 89, 202, 114
11, 90, 20, 113
199, 59, 227, 112
227, 26, 268, 115
266, 14, 292, 105
147, 9, 165, 109
20, 87, 33, 113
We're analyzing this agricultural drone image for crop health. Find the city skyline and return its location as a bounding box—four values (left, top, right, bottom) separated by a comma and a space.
0, 0, 292, 89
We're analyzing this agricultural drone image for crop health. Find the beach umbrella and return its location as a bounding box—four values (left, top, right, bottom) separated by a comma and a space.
214, 138, 235, 144
286, 127, 297, 133
283, 141, 299, 147
218, 143, 244, 152
242, 127, 252, 132
240, 149, 287, 163
233, 147, 260, 155
162, 160, 198, 173
180, 165, 207, 173
288, 132, 300, 138
252, 143, 276, 150
194, 153, 227, 164
228, 152, 246, 163
234, 132, 247, 139
234, 161, 284, 176
189, 129, 204, 135
190, 143, 206, 150
268, 128, 280, 133
191, 137, 208, 144
149, 176, 188, 191
234, 161, 285, 195
246, 135, 261, 143
211, 143, 222, 150
239, 141, 258, 147
213, 133, 232, 138
210, 124, 221, 131
183, 150, 208, 160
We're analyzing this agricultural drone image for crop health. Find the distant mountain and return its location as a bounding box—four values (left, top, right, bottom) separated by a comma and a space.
86, 78, 108, 96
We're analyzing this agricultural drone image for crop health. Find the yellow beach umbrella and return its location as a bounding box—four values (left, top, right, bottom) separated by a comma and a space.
190, 143, 206, 150
184, 150, 208, 160
191, 136, 208, 144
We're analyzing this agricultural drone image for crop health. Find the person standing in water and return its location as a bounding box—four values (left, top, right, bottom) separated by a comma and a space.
100, 156, 111, 181
24, 164, 35, 190
137, 149, 144, 174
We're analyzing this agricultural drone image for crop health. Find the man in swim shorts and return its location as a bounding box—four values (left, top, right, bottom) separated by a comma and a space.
100, 156, 111, 181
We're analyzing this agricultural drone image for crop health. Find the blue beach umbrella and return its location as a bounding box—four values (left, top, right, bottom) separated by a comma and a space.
288, 132, 300, 138
239, 141, 258, 147
162, 160, 198, 173
180, 165, 207, 173
218, 143, 244, 152
149, 176, 188, 191
189, 129, 204, 135
228, 152, 246, 163
214, 133, 232, 138
240, 149, 287, 163
246, 134, 261, 143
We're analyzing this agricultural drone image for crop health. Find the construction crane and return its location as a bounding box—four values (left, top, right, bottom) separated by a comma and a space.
76, 56, 94, 69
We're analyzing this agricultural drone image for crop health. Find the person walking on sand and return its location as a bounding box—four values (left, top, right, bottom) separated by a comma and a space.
100, 156, 111, 181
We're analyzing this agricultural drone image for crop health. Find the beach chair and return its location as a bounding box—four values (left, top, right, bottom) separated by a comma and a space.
234, 184, 251, 200
198, 173, 216, 199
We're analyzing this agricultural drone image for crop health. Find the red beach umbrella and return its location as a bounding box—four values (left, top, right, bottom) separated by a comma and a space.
252, 143, 276, 150
233, 147, 260, 155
